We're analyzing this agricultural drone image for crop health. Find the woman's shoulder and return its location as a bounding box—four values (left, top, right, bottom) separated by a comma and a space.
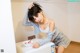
47, 18, 55, 32
48, 19, 55, 26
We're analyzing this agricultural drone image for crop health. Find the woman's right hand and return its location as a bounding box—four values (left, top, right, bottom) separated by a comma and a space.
32, 42, 40, 48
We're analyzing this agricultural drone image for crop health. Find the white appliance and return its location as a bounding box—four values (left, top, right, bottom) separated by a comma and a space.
22, 41, 55, 53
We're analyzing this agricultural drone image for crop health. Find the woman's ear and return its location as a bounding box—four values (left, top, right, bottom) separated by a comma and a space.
39, 11, 43, 16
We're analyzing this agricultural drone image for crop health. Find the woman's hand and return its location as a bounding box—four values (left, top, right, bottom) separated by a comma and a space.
32, 42, 40, 48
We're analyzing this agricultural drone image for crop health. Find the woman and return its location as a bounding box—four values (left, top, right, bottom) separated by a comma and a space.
24, 3, 71, 53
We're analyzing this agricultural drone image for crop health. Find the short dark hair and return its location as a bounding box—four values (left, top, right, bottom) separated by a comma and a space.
27, 3, 42, 23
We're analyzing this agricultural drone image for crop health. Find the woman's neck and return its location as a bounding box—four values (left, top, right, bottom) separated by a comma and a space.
39, 17, 49, 25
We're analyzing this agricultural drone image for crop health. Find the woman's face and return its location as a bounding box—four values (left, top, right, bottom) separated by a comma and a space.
33, 12, 44, 23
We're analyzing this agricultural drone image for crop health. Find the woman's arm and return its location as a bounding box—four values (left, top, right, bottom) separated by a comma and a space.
23, 17, 33, 26
32, 32, 54, 48
32, 20, 55, 48
49, 20, 55, 32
